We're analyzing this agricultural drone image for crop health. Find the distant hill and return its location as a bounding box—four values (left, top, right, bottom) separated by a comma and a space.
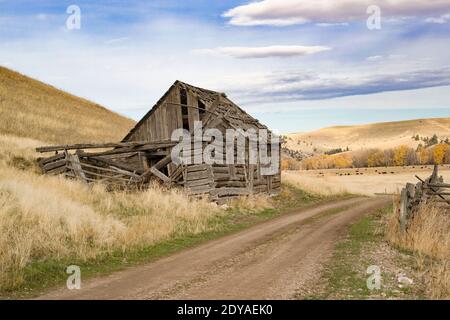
0, 66, 135, 144
285, 117, 450, 155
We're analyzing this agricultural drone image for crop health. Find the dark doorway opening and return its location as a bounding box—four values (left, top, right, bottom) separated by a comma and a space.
180, 88, 189, 131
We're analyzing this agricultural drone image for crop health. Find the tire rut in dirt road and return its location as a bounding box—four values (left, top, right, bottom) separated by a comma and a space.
38, 196, 391, 300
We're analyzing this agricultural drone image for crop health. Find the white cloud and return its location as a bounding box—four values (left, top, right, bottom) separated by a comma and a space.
365, 54, 406, 62
366, 55, 383, 61
425, 13, 450, 24
104, 37, 129, 45
316, 22, 349, 27
218, 67, 450, 104
223, 0, 450, 26
192, 45, 330, 59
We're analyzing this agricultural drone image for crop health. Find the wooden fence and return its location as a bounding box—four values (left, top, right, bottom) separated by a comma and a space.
37, 140, 177, 190
399, 165, 450, 231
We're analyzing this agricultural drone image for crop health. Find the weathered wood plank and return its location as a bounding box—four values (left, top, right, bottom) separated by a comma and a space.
77, 142, 175, 158
47, 165, 69, 175
36, 140, 173, 153
169, 165, 185, 183
248, 164, 254, 192
215, 181, 247, 188
68, 154, 87, 183
150, 167, 170, 183
72, 167, 134, 182
187, 170, 211, 181
213, 173, 245, 181
212, 166, 229, 174
154, 154, 172, 170
210, 187, 249, 197
90, 156, 143, 174
39, 153, 65, 166
43, 159, 67, 172
186, 177, 214, 188
187, 164, 209, 172
78, 161, 140, 178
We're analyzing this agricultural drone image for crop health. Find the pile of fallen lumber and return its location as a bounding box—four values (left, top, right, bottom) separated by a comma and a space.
37, 140, 177, 190
399, 165, 450, 230
37, 137, 281, 203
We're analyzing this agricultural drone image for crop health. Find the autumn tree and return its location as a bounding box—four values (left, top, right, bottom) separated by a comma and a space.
332, 154, 353, 168
383, 149, 395, 166
416, 144, 429, 165
393, 145, 409, 166
433, 143, 449, 165
367, 150, 385, 167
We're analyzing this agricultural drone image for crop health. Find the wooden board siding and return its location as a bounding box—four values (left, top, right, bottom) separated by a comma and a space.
185, 164, 215, 196
126, 85, 185, 143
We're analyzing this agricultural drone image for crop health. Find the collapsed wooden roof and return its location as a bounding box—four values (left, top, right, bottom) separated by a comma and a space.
122, 80, 269, 142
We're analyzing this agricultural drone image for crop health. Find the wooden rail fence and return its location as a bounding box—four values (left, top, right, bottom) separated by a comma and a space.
37, 140, 177, 190
399, 165, 450, 231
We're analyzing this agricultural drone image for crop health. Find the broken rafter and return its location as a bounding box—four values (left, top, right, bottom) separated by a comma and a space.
140, 154, 172, 183
86, 156, 144, 175
77, 161, 140, 179
36, 140, 174, 153
149, 167, 170, 183
75, 142, 176, 158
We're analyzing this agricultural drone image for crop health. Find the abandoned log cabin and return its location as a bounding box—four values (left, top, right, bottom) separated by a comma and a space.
37, 80, 281, 203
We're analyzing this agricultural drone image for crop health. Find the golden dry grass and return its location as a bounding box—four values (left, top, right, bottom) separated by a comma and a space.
227, 194, 274, 213
282, 171, 351, 196
0, 66, 135, 144
0, 134, 276, 291
286, 117, 450, 154
386, 203, 450, 299
282, 166, 450, 196
0, 162, 224, 290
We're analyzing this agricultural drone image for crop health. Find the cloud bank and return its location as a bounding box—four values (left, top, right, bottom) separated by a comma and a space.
226, 67, 450, 104
223, 0, 450, 26
192, 45, 330, 58
426, 13, 450, 24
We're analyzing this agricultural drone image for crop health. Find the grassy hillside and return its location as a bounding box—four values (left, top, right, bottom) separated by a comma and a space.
286, 117, 450, 154
0, 66, 135, 144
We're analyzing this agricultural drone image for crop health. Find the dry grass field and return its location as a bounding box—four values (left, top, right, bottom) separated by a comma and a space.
0, 66, 135, 144
0, 130, 276, 294
283, 165, 450, 196
386, 203, 450, 298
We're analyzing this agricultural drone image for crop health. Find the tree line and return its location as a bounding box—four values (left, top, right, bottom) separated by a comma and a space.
281, 143, 450, 170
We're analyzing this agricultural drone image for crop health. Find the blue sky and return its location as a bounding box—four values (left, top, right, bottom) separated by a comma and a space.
1, 0, 450, 133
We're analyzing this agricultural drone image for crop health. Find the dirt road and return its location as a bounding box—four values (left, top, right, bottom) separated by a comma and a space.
39, 196, 391, 300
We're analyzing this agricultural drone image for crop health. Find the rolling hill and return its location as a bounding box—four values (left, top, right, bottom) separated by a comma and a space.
0, 66, 135, 144
286, 117, 450, 155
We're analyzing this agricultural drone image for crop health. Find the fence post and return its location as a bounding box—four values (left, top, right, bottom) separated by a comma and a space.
399, 187, 409, 232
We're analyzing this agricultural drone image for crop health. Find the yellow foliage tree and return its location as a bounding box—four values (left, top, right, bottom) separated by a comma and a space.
394, 145, 409, 166
433, 143, 449, 165
281, 158, 301, 170
332, 154, 353, 168
367, 150, 385, 167
416, 144, 429, 165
